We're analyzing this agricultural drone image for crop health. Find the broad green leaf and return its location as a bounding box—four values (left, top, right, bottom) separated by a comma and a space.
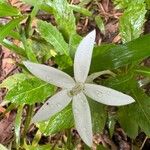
0, 73, 28, 90
89, 99, 106, 133
52, 0, 76, 37
38, 105, 74, 135
55, 54, 73, 69
119, 3, 146, 43
95, 15, 105, 34
0, 2, 20, 17
90, 35, 150, 72
118, 87, 150, 138
5, 76, 55, 104
0, 16, 25, 42
118, 105, 138, 138
31, 38, 53, 62
0, 144, 8, 150
38, 20, 69, 55
69, 4, 92, 16
103, 72, 135, 92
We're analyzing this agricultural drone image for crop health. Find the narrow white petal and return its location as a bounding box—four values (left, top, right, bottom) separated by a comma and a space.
72, 92, 93, 147
86, 70, 116, 83
23, 61, 75, 89
84, 84, 135, 106
31, 90, 71, 123
74, 30, 96, 83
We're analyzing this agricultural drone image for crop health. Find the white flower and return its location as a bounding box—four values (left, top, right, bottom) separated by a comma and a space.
23, 30, 135, 147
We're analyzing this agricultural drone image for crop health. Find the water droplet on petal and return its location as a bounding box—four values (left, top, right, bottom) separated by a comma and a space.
96, 90, 102, 97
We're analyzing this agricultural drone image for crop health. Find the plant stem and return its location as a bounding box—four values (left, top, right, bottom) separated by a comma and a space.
0, 103, 16, 120
140, 136, 148, 150
20, 105, 34, 145
66, 129, 72, 149
32, 129, 42, 146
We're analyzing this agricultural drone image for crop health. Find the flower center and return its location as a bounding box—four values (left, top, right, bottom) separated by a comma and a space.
69, 83, 84, 96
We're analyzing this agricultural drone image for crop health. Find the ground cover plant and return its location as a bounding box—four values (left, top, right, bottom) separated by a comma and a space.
0, 0, 150, 149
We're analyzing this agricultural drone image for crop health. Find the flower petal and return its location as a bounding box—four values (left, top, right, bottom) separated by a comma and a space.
74, 30, 96, 83
72, 92, 93, 147
23, 61, 75, 89
86, 70, 116, 83
31, 90, 71, 123
84, 84, 135, 106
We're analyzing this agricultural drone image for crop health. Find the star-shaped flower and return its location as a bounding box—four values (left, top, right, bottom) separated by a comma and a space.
23, 30, 135, 147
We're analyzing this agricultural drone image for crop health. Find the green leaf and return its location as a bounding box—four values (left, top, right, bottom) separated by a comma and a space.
0, 16, 25, 42
22, 0, 54, 14
0, 144, 8, 150
103, 72, 135, 92
97, 145, 107, 150
118, 87, 150, 138
55, 54, 73, 69
0, 24, 21, 40
79, 0, 92, 6
69, 4, 92, 16
135, 66, 150, 76
31, 38, 53, 62
38, 104, 74, 135
89, 99, 106, 133
4, 76, 55, 104
23, 0, 76, 37
146, 0, 150, 9
119, 3, 146, 43
95, 15, 105, 34
24, 144, 52, 150
113, 0, 145, 9
90, 35, 150, 72
38, 20, 69, 55
52, 0, 76, 37
23, 39, 38, 62
0, 2, 20, 17
0, 73, 28, 90
1, 39, 26, 57
21, 0, 41, 6
118, 105, 139, 138
69, 33, 82, 57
